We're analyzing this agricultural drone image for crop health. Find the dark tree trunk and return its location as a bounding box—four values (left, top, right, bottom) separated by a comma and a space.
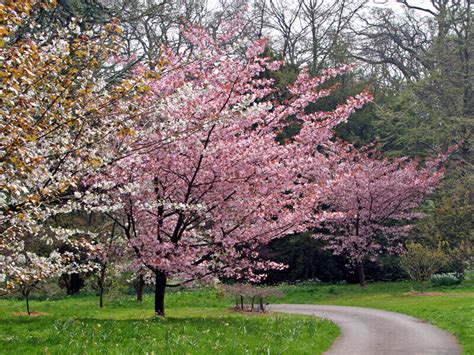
136, 274, 145, 302
354, 208, 365, 288
98, 265, 106, 308
64, 275, 72, 295
99, 286, 104, 308
62, 273, 84, 295
154, 272, 166, 316
259, 297, 265, 312
25, 292, 30, 315
70, 273, 84, 294
357, 262, 366, 287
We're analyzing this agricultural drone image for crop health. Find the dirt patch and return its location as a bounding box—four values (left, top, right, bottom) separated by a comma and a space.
404, 291, 443, 297
13, 311, 48, 317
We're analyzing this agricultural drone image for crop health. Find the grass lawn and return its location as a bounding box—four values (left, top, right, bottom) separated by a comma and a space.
0, 290, 338, 354
277, 278, 474, 354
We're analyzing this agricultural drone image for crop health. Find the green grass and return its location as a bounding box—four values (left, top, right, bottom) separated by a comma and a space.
276, 278, 474, 354
0, 290, 338, 354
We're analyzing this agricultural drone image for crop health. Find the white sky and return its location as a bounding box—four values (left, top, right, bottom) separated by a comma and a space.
207, 0, 435, 15
369, 0, 434, 13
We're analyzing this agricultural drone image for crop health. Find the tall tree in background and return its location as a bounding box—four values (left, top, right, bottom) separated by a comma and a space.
105, 0, 208, 60
260, 0, 365, 70
352, 0, 472, 156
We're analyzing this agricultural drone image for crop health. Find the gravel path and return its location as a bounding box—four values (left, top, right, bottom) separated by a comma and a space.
270, 304, 461, 355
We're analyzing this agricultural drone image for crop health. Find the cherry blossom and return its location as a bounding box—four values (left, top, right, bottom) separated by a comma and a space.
92, 23, 372, 315
312, 143, 447, 286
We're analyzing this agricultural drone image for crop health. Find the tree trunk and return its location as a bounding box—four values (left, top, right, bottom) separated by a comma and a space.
62, 274, 72, 295
136, 274, 145, 302
26, 292, 30, 315
357, 262, 366, 287
62, 273, 84, 295
99, 265, 106, 308
154, 271, 166, 316
99, 286, 104, 308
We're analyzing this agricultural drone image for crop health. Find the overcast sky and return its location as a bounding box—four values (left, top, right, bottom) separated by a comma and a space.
206, 0, 436, 16
369, 0, 434, 12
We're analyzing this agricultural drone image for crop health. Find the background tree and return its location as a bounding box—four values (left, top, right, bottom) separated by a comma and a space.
350, 1, 472, 155
261, 0, 365, 70
314, 144, 447, 286
262, 233, 346, 283
57, 237, 96, 295
414, 180, 473, 277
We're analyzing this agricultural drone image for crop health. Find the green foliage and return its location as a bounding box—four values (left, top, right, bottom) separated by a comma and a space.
400, 243, 447, 291
362, 255, 407, 282
415, 180, 474, 276
262, 57, 377, 147
273, 63, 299, 95
331, 69, 381, 146
373, 86, 470, 158
263, 233, 346, 283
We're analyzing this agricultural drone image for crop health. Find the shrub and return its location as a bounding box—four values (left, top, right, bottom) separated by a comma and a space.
400, 242, 447, 292
431, 273, 463, 286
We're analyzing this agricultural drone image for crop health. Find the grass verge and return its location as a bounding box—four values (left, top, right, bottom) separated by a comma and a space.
0, 291, 338, 354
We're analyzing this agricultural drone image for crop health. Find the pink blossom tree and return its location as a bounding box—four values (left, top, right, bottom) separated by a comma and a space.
92, 23, 373, 315
314, 143, 448, 286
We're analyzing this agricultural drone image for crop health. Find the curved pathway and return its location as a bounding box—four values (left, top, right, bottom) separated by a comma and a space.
270, 304, 461, 355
